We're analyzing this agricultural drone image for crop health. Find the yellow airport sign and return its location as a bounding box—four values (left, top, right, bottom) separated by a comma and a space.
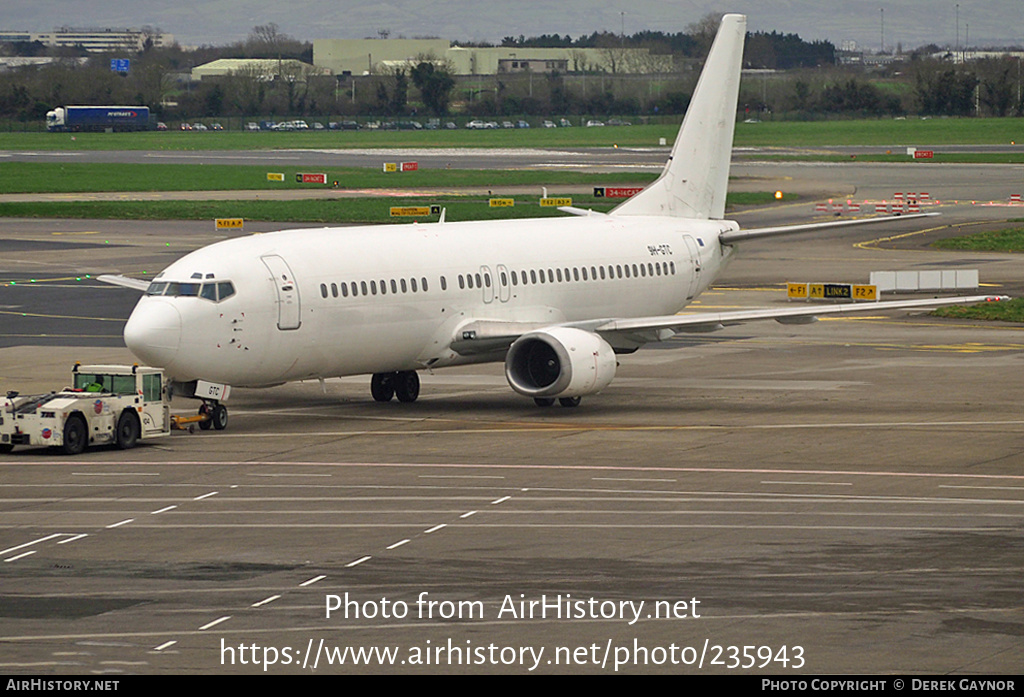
215, 218, 244, 230
794, 283, 878, 302
383, 163, 398, 172
540, 197, 572, 207
266, 172, 284, 181
853, 284, 878, 301
490, 198, 515, 207
390, 206, 433, 217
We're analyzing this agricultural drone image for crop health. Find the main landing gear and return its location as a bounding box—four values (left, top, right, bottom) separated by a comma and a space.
534, 396, 581, 408
371, 371, 420, 403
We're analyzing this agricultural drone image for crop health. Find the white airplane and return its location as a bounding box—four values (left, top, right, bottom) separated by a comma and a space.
100, 14, 1004, 429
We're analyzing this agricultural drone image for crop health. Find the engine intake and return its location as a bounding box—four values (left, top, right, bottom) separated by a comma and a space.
504, 327, 616, 398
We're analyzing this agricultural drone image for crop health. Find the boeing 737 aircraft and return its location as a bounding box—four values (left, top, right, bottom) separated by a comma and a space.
100, 14, 1004, 429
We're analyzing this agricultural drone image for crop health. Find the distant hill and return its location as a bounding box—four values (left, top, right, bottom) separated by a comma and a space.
4, 0, 1020, 51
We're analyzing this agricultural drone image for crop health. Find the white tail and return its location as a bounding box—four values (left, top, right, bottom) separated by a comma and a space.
611, 13, 746, 220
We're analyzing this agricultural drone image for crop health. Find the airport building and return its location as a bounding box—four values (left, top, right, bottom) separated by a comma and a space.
313, 38, 673, 76
190, 58, 325, 82
0, 27, 174, 52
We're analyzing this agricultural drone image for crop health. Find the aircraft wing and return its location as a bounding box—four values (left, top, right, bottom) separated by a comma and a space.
593, 294, 1007, 336
450, 294, 1008, 356
97, 274, 150, 292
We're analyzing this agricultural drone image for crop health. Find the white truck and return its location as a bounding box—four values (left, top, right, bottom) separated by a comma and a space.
1, 364, 171, 455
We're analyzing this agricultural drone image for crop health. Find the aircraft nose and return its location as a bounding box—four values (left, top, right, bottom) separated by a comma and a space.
124, 301, 181, 368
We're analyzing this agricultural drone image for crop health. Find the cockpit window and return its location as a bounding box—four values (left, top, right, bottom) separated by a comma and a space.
146, 280, 236, 302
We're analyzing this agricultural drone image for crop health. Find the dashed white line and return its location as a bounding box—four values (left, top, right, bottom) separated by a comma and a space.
346, 556, 371, 567
300, 575, 327, 586
386, 539, 410, 549
762, 481, 853, 487
151, 505, 177, 514
193, 491, 219, 501
154, 641, 177, 651
593, 477, 677, 483
492, 496, 512, 504
252, 595, 281, 608
460, 511, 478, 519
199, 616, 231, 630
57, 534, 87, 544
106, 518, 134, 529
424, 524, 446, 534
4, 550, 36, 562
0, 534, 63, 556
418, 475, 506, 479
72, 472, 160, 476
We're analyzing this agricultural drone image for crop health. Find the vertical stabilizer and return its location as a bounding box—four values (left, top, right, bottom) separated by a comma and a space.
611, 14, 746, 220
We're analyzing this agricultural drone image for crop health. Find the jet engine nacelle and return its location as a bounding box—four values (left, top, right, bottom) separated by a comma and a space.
504, 327, 617, 398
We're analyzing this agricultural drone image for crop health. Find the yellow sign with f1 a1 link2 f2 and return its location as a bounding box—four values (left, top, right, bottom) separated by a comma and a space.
540, 197, 572, 207
788, 283, 877, 301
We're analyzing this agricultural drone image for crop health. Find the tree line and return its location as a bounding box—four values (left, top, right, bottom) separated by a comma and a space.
1, 20, 1022, 124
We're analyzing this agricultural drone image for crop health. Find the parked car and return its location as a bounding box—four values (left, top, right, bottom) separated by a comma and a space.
155, 122, 168, 131
516, 120, 530, 128
466, 119, 487, 129
245, 122, 259, 131
585, 120, 605, 127
559, 118, 573, 127
210, 123, 224, 131
607, 118, 632, 126
542, 120, 556, 128
192, 122, 208, 131
179, 123, 192, 131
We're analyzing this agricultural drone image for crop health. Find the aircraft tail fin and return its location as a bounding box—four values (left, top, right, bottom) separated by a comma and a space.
610, 14, 746, 220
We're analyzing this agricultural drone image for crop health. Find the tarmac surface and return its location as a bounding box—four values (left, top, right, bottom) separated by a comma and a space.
0, 156, 1023, 674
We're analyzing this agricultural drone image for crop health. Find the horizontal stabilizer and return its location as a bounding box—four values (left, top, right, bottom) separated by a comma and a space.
558, 206, 607, 217
97, 274, 150, 292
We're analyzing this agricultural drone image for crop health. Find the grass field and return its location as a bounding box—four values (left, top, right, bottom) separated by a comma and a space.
0, 162, 654, 194
932, 298, 1024, 322
0, 191, 778, 224
3, 117, 1022, 151
931, 221, 1024, 252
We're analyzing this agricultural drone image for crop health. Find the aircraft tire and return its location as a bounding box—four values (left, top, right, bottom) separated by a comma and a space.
116, 411, 140, 449
558, 397, 581, 408
371, 373, 395, 402
0, 443, 13, 454
198, 404, 213, 430
211, 404, 229, 430
62, 415, 88, 455
395, 371, 420, 403
533, 397, 555, 407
